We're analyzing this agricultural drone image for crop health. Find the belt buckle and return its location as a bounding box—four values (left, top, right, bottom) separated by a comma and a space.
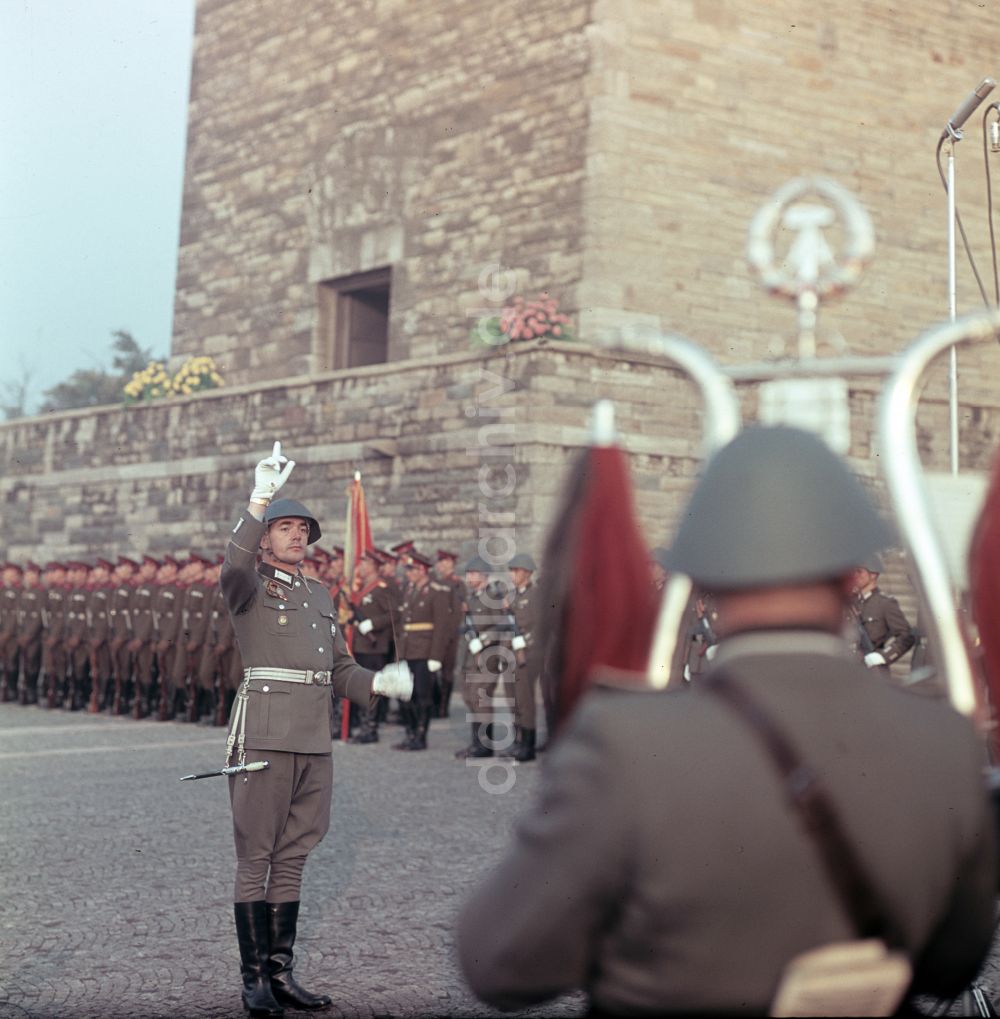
313, 670, 329, 685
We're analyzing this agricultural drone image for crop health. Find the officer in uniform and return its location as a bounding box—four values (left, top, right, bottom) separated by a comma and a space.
458, 425, 997, 1015
505, 553, 539, 762
128, 555, 159, 719
153, 555, 185, 720
394, 549, 449, 750
16, 561, 44, 705
455, 556, 515, 759
851, 554, 916, 677
174, 552, 213, 722
433, 549, 464, 717
348, 550, 398, 744
221, 442, 412, 1018
41, 561, 68, 709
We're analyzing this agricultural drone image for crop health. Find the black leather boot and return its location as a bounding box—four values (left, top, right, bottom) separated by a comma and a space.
267, 901, 332, 1011
234, 901, 284, 1018
392, 702, 417, 750
454, 722, 492, 759
409, 707, 430, 750
512, 727, 536, 763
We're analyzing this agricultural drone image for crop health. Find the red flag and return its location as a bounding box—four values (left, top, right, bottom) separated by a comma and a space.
343, 471, 374, 587
341, 471, 374, 739
536, 443, 660, 736
969, 445, 1000, 743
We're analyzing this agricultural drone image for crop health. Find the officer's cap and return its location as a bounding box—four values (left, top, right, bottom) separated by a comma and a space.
663, 426, 893, 590
464, 555, 493, 575
264, 498, 321, 545
859, 552, 885, 574
436, 548, 458, 562
117, 555, 141, 569
406, 550, 433, 569
24, 560, 41, 573
508, 553, 537, 572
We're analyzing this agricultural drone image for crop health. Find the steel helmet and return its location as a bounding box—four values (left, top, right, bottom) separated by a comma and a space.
663, 425, 894, 590
264, 498, 322, 545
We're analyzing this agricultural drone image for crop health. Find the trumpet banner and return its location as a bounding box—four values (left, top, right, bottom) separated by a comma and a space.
536, 444, 660, 736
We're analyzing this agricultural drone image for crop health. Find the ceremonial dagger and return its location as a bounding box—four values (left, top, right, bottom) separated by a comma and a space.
179, 760, 270, 781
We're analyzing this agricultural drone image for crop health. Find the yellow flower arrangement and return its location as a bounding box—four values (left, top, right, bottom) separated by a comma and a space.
170, 355, 224, 396
123, 355, 224, 405
123, 361, 173, 404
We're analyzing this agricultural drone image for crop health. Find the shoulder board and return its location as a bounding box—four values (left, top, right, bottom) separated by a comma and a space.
429, 581, 449, 591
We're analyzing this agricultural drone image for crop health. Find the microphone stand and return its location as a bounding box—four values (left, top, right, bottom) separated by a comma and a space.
940, 77, 995, 475
946, 136, 959, 475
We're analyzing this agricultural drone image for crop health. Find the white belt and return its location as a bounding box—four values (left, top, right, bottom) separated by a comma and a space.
242, 666, 333, 686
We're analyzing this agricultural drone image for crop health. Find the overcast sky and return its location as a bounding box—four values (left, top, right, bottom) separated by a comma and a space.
1, 0, 196, 412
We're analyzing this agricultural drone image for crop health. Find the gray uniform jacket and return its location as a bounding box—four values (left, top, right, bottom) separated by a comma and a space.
458, 629, 997, 1014
221, 510, 374, 754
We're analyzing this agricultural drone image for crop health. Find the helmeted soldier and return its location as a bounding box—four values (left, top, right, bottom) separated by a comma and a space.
348, 550, 399, 744
394, 549, 450, 750
454, 555, 516, 760
505, 553, 539, 763
850, 553, 916, 677
16, 561, 44, 704
459, 425, 997, 1014
221, 443, 412, 1017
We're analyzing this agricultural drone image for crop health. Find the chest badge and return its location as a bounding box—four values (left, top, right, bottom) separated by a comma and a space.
265, 581, 282, 598
278, 614, 288, 626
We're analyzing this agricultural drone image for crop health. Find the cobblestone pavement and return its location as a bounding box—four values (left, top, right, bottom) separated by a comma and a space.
3, 700, 1000, 1019
0, 700, 584, 1019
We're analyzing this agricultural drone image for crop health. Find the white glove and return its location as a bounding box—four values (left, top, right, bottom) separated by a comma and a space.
427, 659, 442, 673
372, 661, 413, 701
705, 644, 718, 661
864, 651, 887, 668
251, 441, 295, 503
357, 618, 373, 635
511, 635, 526, 652
468, 637, 484, 655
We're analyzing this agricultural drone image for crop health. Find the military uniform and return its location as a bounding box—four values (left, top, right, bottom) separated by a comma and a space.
86, 581, 112, 712
64, 579, 91, 710
175, 578, 213, 721
221, 507, 376, 903
349, 572, 398, 743
129, 572, 158, 718
153, 577, 184, 719
108, 576, 134, 714
457, 580, 515, 757
458, 425, 999, 1015
0, 577, 21, 701
507, 574, 539, 760
17, 575, 44, 704
435, 570, 465, 718
854, 586, 915, 676
41, 573, 68, 709
458, 633, 997, 1013
395, 571, 450, 749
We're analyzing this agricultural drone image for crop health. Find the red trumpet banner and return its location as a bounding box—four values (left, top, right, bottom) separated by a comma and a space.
342, 472, 374, 739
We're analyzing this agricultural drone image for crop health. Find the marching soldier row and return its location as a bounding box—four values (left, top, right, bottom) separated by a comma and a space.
0, 543, 543, 761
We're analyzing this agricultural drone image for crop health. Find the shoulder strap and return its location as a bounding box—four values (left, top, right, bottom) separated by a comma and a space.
704, 670, 903, 948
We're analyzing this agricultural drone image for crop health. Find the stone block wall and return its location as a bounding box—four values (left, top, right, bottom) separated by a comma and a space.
173, 0, 591, 384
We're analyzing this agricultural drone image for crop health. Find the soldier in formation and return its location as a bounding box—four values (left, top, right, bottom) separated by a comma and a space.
1, 538, 546, 763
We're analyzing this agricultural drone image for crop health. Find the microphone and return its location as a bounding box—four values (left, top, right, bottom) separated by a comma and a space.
942, 77, 996, 139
